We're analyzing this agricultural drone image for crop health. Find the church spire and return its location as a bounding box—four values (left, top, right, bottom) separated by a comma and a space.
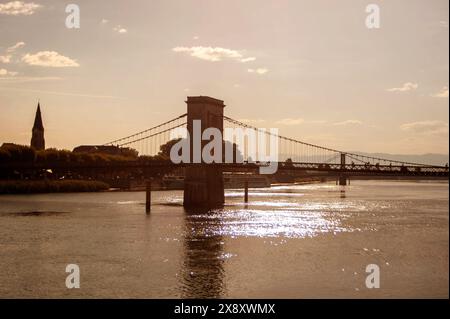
33, 102, 44, 130
31, 102, 45, 150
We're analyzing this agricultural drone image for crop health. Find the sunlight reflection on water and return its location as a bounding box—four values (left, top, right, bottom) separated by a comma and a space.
186, 205, 352, 239
159, 186, 366, 239
0, 180, 447, 298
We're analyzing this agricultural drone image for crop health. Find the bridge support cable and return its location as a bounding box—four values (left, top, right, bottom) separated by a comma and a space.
116, 121, 186, 156
223, 115, 440, 167
101, 111, 446, 169
103, 113, 187, 145
102, 113, 187, 156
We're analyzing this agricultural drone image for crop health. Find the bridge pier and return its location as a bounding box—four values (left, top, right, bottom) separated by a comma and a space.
145, 180, 152, 213
338, 175, 347, 186
338, 152, 347, 186
244, 178, 249, 203
183, 96, 225, 208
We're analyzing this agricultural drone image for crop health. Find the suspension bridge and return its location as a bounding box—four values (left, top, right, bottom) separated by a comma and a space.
100, 95, 448, 207
98, 112, 449, 178
101, 96, 447, 175
3, 96, 448, 208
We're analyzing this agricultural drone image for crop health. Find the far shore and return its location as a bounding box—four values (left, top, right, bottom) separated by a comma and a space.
0, 176, 447, 195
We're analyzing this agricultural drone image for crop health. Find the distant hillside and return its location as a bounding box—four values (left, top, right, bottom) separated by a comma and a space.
349, 152, 449, 166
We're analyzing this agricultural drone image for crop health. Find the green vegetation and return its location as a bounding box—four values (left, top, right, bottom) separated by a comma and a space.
0, 140, 243, 194
0, 143, 172, 193
0, 140, 242, 164
0, 180, 109, 194
0, 143, 139, 164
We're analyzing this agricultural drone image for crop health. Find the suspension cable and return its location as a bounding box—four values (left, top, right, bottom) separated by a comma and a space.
117, 122, 186, 147
103, 113, 187, 146
223, 115, 431, 166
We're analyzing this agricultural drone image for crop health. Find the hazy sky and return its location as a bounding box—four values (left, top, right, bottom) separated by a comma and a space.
0, 0, 448, 154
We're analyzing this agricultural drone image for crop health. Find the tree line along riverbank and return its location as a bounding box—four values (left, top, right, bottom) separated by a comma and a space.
0, 143, 158, 194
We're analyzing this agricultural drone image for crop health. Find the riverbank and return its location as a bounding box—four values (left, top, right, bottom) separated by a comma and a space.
0, 180, 109, 194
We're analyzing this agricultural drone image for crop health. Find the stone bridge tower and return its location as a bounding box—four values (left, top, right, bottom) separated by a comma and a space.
183, 96, 225, 207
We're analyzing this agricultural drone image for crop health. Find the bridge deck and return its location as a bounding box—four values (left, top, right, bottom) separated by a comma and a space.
1, 161, 448, 178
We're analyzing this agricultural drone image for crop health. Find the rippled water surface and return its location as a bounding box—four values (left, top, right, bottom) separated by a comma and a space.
0, 180, 448, 298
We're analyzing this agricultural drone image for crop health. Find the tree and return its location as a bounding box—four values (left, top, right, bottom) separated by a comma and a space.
158, 138, 182, 159
0, 143, 35, 162
156, 138, 244, 163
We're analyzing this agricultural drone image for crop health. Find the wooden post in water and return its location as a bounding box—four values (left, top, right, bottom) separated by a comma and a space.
146, 180, 152, 213
244, 178, 249, 203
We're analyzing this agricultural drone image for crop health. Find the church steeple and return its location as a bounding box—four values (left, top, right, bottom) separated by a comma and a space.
31, 102, 45, 150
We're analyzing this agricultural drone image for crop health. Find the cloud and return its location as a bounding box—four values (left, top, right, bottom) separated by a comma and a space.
0, 1, 41, 15
400, 120, 448, 135
275, 118, 304, 125
247, 68, 268, 75
240, 57, 256, 63
0, 68, 18, 76
308, 120, 327, 124
333, 120, 363, 126
7, 41, 25, 53
0, 55, 12, 63
431, 86, 449, 98
238, 118, 266, 124
22, 51, 79, 67
387, 82, 418, 92
113, 25, 127, 34
0, 42, 25, 64
172, 46, 255, 63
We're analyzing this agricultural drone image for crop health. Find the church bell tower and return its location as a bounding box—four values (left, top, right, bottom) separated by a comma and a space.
31, 102, 45, 150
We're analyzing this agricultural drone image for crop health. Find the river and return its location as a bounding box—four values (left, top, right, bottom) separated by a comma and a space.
0, 180, 448, 298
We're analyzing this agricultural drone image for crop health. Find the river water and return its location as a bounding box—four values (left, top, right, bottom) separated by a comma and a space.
0, 180, 448, 298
